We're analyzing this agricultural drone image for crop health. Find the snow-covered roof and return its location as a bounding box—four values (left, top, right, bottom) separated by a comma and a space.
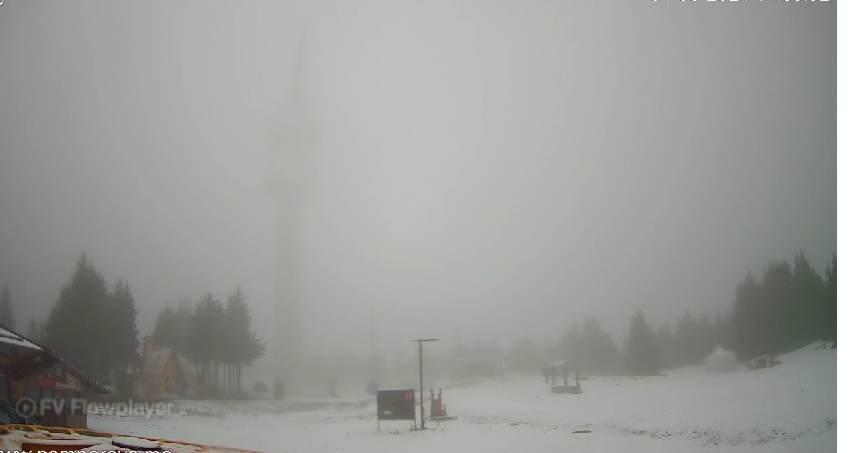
0, 326, 109, 394
149, 348, 197, 385
150, 348, 173, 374
707, 346, 735, 358
0, 326, 43, 351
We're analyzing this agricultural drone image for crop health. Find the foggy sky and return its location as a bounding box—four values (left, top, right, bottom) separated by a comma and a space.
0, 1, 835, 369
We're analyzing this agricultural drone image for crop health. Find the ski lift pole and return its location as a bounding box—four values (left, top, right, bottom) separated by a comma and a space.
407, 338, 439, 430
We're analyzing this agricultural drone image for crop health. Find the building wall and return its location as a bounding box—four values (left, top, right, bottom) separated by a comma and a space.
133, 373, 165, 400
18, 365, 95, 428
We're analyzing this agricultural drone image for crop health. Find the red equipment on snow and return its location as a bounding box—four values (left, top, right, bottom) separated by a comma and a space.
430, 388, 445, 418
429, 388, 457, 421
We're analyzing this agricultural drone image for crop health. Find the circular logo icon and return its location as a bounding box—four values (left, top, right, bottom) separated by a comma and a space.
15, 397, 36, 419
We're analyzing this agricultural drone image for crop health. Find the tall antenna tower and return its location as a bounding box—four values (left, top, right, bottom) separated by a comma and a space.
270, 30, 315, 396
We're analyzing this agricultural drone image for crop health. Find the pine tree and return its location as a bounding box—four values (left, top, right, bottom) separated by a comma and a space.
151, 297, 194, 355
153, 304, 173, 346
187, 293, 228, 395
174, 298, 194, 353
580, 316, 622, 375
44, 254, 111, 382
733, 271, 763, 361
623, 311, 661, 376
153, 304, 180, 350
730, 250, 837, 360
0, 284, 16, 330
107, 280, 140, 376
760, 260, 793, 354
790, 250, 824, 348
656, 323, 677, 370
225, 286, 265, 396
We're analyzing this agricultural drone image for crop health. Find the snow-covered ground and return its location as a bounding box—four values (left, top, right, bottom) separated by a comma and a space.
90, 343, 836, 453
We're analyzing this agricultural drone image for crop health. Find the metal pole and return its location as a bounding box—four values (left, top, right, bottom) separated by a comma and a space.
419, 338, 424, 430
406, 338, 438, 430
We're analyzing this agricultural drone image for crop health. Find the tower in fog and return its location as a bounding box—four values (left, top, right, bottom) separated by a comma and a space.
270, 33, 315, 394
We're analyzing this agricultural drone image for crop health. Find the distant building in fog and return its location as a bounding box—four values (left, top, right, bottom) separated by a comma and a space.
133, 335, 198, 400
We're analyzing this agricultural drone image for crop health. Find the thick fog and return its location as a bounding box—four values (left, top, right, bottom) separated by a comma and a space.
0, 1, 835, 373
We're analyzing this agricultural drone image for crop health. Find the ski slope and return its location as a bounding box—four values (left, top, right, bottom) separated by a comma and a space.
90, 343, 836, 453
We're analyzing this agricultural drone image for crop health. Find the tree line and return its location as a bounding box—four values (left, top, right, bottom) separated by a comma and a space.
731, 250, 836, 360
152, 287, 266, 397
501, 249, 836, 377
0, 254, 266, 399
1, 255, 142, 385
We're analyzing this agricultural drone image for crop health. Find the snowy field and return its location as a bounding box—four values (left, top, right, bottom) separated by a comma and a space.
90, 344, 836, 453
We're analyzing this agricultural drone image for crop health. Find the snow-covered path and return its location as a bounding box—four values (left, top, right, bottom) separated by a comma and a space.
90, 344, 836, 453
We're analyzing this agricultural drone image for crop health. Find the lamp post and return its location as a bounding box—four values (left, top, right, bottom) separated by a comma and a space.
407, 338, 438, 429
